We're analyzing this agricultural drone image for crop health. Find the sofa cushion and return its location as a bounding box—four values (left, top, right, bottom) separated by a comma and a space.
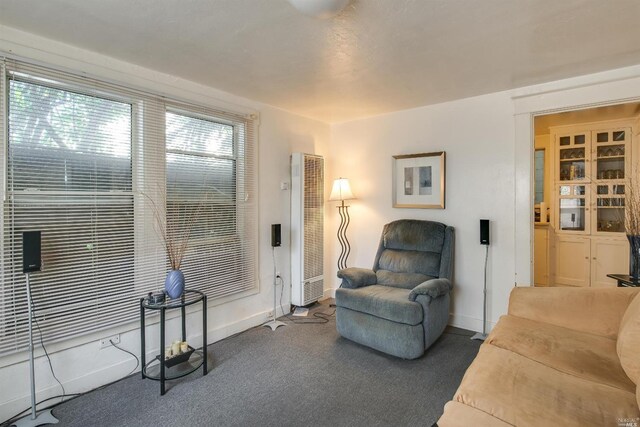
378, 248, 441, 279
438, 401, 512, 427
453, 344, 639, 427
487, 315, 635, 393
375, 269, 435, 290
618, 292, 640, 385
335, 285, 422, 326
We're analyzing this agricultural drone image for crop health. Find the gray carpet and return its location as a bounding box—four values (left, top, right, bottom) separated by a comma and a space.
50, 302, 481, 427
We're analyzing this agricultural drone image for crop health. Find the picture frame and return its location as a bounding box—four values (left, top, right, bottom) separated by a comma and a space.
392, 151, 446, 209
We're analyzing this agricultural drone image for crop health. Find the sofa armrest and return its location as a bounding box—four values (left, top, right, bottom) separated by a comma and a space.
408, 278, 452, 302
337, 267, 377, 289
508, 287, 640, 339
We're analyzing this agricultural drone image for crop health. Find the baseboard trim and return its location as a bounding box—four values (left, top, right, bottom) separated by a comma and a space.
322, 287, 337, 300
448, 313, 496, 334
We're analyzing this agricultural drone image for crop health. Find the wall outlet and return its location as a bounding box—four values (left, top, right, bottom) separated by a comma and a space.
100, 334, 120, 349
267, 310, 274, 319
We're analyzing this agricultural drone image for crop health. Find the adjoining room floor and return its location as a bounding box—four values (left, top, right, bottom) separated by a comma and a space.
50, 301, 481, 427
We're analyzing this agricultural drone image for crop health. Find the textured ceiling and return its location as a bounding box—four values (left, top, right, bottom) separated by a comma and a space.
1, 0, 640, 123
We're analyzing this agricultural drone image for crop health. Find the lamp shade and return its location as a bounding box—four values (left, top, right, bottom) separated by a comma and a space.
329, 178, 355, 201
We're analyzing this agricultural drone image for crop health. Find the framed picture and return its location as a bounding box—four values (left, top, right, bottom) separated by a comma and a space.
392, 151, 446, 209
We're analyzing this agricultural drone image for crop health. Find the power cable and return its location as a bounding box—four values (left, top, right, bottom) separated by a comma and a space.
29, 292, 66, 397
3, 296, 142, 427
0, 394, 79, 427
1, 340, 141, 427
275, 262, 334, 324
109, 339, 140, 377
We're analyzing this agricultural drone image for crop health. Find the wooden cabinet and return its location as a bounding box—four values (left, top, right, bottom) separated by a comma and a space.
550, 121, 633, 288
591, 238, 629, 287
554, 235, 590, 287
534, 225, 549, 286
554, 236, 628, 287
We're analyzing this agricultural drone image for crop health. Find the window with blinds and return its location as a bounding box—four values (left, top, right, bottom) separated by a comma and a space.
165, 110, 256, 299
0, 59, 258, 355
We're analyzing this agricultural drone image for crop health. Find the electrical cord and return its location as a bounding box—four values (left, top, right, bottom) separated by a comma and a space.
275, 270, 334, 324
28, 291, 66, 397
0, 393, 80, 427
278, 278, 335, 324
109, 339, 140, 377
3, 293, 142, 426
1, 341, 142, 427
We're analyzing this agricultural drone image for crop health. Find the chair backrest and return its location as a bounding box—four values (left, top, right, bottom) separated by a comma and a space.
372, 219, 454, 289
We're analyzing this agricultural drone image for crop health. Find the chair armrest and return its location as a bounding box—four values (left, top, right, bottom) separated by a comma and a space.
337, 267, 377, 289
508, 287, 640, 339
408, 278, 452, 302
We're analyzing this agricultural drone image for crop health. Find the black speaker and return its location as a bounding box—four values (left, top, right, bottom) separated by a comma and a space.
480, 219, 490, 245
23, 231, 42, 273
271, 224, 281, 247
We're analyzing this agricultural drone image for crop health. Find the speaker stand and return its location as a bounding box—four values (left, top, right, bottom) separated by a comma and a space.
12, 409, 58, 427
13, 273, 59, 427
471, 245, 489, 342
263, 248, 286, 331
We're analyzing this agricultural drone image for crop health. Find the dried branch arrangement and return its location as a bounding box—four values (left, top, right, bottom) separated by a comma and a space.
625, 173, 640, 236
141, 189, 203, 270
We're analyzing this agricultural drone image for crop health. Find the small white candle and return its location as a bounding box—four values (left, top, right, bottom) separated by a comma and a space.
171, 341, 181, 355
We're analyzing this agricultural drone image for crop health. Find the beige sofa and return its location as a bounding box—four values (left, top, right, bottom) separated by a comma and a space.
438, 287, 640, 427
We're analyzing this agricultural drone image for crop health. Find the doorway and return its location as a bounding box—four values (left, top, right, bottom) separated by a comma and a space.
532, 102, 640, 287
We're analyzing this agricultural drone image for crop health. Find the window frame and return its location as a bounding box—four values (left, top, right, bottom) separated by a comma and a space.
0, 59, 259, 358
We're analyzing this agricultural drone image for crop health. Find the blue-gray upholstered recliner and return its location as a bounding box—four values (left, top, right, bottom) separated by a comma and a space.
335, 219, 454, 359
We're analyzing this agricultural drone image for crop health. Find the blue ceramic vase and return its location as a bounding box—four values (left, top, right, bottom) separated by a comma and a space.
165, 269, 185, 299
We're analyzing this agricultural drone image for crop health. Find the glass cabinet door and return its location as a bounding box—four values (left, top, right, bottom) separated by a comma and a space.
592, 128, 628, 235
558, 184, 587, 232
557, 132, 589, 182
594, 129, 627, 181
595, 184, 625, 233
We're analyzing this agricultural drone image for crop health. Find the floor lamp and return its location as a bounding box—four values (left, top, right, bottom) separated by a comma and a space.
14, 231, 59, 427
329, 178, 355, 270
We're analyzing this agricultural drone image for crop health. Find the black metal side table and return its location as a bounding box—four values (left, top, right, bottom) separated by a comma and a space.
606, 274, 640, 287
140, 289, 208, 395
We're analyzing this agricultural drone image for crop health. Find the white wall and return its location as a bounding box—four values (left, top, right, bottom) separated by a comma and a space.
328, 63, 640, 334
0, 26, 331, 421
3, 22, 640, 425
328, 92, 516, 332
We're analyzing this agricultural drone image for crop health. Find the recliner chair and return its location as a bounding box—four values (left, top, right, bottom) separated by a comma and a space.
335, 219, 454, 359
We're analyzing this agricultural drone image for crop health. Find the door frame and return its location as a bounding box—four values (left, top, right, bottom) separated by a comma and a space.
512, 65, 640, 287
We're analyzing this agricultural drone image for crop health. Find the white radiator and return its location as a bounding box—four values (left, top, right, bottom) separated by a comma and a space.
290, 153, 324, 306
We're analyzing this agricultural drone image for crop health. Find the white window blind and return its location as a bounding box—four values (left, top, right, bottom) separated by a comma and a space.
165, 110, 257, 299
0, 59, 258, 355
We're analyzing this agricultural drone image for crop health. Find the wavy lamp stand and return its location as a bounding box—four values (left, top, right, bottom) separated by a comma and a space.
330, 178, 355, 270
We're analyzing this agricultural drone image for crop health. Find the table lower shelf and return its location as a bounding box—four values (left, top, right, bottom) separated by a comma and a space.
142, 350, 204, 381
